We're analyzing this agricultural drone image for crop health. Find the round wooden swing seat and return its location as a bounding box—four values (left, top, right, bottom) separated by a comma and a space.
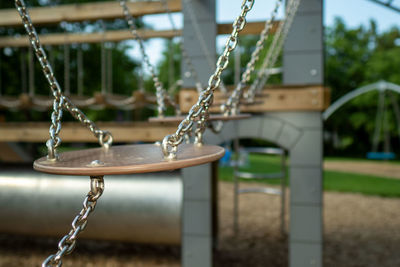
34, 143, 225, 176
148, 113, 251, 123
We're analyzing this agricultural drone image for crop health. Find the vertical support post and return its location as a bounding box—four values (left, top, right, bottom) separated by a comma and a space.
181, 164, 212, 267
181, 0, 216, 87
181, 1, 216, 267
283, 1, 324, 267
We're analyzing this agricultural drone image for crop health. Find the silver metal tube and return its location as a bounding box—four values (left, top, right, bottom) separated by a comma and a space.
0, 170, 182, 244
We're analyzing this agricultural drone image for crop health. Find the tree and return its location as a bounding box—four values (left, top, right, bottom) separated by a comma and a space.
324, 18, 400, 156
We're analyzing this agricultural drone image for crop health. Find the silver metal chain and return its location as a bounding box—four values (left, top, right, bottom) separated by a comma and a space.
15, 0, 113, 160
160, 0, 203, 92
182, 0, 229, 94
245, 0, 300, 102
221, 0, 283, 115
42, 176, 105, 267
120, 0, 180, 117
162, 0, 255, 159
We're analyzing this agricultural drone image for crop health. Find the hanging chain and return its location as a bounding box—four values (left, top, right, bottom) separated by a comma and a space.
160, 0, 203, 92
182, 0, 229, 94
221, 0, 282, 115
245, 0, 300, 102
15, 0, 113, 160
162, 0, 255, 159
42, 176, 105, 267
120, 0, 180, 116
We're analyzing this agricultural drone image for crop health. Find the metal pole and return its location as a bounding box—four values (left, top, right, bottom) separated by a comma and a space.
64, 44, 70, 96
283, 0, 324, 266
233, 137, 240, 236
28, 46, 35, 97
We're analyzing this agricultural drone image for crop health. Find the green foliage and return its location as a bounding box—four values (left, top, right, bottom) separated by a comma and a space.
0, 2, 146, 122
222, 35, 282, 86
325, 18, 400, 156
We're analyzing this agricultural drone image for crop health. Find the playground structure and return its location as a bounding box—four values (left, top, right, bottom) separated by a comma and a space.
323, 80, 400, 159
0, 1, 327, 267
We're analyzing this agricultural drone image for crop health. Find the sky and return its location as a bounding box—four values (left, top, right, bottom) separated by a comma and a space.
128, 0, 400, 68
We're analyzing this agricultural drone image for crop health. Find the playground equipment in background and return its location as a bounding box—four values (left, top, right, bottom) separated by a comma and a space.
323, 80, 400, 160
232, 146, 287, 236
13, 0, 259, 265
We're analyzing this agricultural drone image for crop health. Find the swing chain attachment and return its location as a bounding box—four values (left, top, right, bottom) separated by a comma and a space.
244, 0, 300, 102
42, 176, 105, 267
161, 0, 254, 159
222, 0, 283, 116
120, 0, 171, 117
15, 0, 113, 160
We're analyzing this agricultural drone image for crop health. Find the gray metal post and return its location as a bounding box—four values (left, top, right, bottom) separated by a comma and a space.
181, 0, 216, 87
181, 164, 212, 267
181, 1, 216, 267
283, 0, 324, 266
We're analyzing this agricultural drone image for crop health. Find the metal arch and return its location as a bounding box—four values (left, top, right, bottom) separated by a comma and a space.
366, 0, 400, 14
322, 80, 400, 120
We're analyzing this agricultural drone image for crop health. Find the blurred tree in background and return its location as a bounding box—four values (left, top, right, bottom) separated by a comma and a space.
325, 18, 400, 157
0, 0, 145, 123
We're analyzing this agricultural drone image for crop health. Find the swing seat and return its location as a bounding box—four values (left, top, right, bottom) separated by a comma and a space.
366, 152, 396, 160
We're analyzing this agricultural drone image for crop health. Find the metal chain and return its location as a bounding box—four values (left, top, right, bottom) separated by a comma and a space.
160, 0, 203, 92
162, 0, 255, 159
120, 0, 180, 116
245, 0, 300, 102
63, 97, 113, 148
182, 0, 229, 94
221, 0, 282, 115
15, 0, 113, 160
42, 176, 105, 267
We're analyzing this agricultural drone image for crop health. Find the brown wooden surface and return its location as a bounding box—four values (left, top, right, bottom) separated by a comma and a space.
0, 21, 273, 47
0, 122, 177, 143
33, 144, 225, 175
148, 113, 251, 123
0, 29, 178, 48
179, 85, 331, 113
217, 20, 280, 35
0, 0, 181, 27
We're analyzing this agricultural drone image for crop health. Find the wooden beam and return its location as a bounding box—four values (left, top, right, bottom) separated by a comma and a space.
179, 85, 331, 113
0, 122, 178, 143
217, 21, 280, 35
0, 0, 181, 27
0, 29, 178, 47
0, 21, 274, 47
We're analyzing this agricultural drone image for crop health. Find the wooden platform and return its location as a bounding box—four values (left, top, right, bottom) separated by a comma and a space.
0, 122, 178, 143
179, 85, 331, 113
148, 113, 251, 123
33, 143, 225, 175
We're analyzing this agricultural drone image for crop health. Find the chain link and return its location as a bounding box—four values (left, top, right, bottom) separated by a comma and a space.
162, 0, 255, 159
42, 176, 104, 267
182, 0, 229, 94
221, 0, 282, 115
120, 0, 180, 117
245, 0, 300, 102
160, 0, 203, 92
15, 0, 112, 160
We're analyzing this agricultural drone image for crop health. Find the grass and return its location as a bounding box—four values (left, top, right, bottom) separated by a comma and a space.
325, 156, 400, 165
219, 154, 400, 198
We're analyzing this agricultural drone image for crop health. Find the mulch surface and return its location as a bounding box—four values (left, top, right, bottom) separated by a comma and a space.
1, 181, 399, 267
324, 160, 400, 179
